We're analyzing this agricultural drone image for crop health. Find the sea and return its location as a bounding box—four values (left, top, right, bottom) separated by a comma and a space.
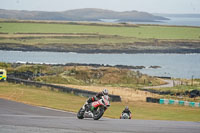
1, 50, 200, 79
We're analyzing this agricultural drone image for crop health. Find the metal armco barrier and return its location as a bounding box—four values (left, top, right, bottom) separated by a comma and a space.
7, 76, 121, 102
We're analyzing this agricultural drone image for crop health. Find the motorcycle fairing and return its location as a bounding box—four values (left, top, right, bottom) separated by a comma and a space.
92, 100, 103, 108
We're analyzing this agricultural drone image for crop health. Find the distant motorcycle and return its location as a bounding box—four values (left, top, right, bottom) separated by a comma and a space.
77, 95, 110, 120
120, 113, 131, 119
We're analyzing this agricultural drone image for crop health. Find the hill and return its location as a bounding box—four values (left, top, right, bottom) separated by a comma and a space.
0, 8, 168, 22
154, 13, 200, 18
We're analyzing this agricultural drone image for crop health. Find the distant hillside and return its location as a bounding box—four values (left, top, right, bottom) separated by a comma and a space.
0, 8, 168, 22
154, 13, 200, 18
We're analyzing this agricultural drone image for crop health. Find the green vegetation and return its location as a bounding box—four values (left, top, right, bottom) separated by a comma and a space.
0, 21, 200, 53
0, 82, 199, 121
0, 22, 200, 39
1, 62, 164, 87
0, 82, 85, 112
0, 35, 145, 45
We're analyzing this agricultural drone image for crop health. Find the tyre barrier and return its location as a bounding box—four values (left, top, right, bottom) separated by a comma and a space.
146, 97, 160, 103
7, 76, 121, 102
147, 97, 200, 108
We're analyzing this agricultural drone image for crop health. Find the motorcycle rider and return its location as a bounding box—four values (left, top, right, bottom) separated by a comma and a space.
83, 88, 109, 110
120, 106, 132, 119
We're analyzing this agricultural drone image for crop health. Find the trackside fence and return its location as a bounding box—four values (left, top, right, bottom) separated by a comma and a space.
7, 76, 121, 102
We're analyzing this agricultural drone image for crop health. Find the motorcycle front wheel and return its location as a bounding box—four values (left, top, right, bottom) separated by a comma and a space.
77, 108, 84, 119
93, 107, 104, 120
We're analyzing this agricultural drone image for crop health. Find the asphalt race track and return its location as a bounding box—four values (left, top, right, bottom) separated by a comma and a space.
0, 98, 200, 133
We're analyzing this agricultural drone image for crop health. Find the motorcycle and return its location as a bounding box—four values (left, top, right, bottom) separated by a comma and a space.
77, 95, 110, 120
120, 113, 131, 119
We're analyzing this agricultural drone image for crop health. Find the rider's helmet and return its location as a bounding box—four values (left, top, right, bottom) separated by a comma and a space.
125, 106, 129, 110
102, 88, 109, 95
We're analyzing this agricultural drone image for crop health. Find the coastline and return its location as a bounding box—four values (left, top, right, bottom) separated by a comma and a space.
1, 45, 200, 54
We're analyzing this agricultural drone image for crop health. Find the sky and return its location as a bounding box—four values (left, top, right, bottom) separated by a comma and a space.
0, 0, 200, 14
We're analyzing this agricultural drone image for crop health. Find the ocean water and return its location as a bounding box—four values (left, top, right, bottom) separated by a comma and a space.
1, 50, 200, 79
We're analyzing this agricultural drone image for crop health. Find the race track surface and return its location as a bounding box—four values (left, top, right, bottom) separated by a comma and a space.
0, 98, 199, 133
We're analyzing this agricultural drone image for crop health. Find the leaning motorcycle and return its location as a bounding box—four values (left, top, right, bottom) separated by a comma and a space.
77, 95, 110, 120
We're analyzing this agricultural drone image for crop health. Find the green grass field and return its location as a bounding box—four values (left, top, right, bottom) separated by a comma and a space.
0, 82, 200, 121
0, 21, 200, 53
0, 22, 200, 40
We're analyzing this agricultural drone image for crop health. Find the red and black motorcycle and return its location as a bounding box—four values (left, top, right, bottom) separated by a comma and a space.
77, 95, 110, 120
